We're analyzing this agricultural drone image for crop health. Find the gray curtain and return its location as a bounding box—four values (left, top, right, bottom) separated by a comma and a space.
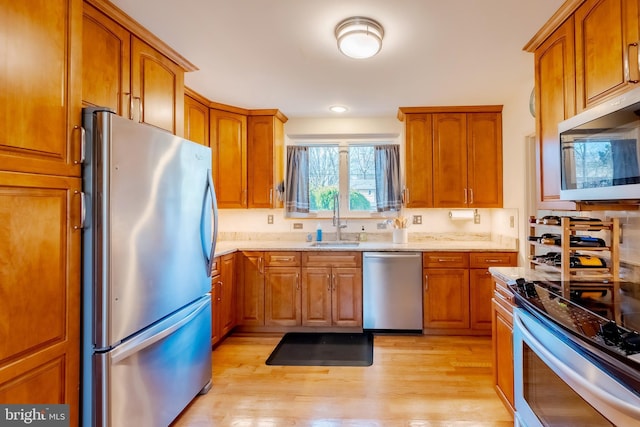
374, 145, 402, 212
285, 146, 310, 213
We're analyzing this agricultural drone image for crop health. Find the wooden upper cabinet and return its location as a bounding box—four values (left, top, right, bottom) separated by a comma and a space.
0, 0, 82, 177
184, 90, 210, 146
210, 109, 247, 208
131, 37, 185, 135
467, 112, 503, 207
433, 113, 468, 207
400, 107, 503, 209
82, 0, 195, 136
82, 2, 130, 116
575, 0, 640, 112
534, 17, 577, 210
403, 114, 434, 207
247, 112, 287, 209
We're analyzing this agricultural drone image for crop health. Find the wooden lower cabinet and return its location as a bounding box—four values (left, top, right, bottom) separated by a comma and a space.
237, 251, 303, 327
470, 268, 494, 330
0, 172, 81, 426
237, 251, 265, 325
265, 267, 301, 326
492, 276, 516, 414
423, 252, 516, 335
300, 267, 362, 327
423, 268, 470, 330
211, 254, 236, 346
300, 252, 362, 328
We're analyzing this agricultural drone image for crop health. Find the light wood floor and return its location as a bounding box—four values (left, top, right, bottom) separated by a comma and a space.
172, 333, 513, 426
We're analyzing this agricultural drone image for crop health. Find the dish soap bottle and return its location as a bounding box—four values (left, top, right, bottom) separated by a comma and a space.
316, 223, 323, 242
359, 226, 367, 241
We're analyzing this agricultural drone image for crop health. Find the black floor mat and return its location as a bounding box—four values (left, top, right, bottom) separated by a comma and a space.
265, 332, 373, 366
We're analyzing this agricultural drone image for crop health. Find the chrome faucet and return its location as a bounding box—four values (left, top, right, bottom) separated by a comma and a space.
332, 192, 347, 241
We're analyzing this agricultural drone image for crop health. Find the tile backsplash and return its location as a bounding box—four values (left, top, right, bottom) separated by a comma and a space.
217, 207, 519, 249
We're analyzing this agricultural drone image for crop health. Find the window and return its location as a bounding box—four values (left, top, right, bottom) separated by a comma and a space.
285, 139, 401, 217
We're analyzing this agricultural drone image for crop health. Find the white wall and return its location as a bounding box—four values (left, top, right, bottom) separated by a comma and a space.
500, 75, 538, 264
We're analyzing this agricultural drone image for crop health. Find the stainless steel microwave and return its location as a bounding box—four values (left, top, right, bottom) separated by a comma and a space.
559, 87, 640, 201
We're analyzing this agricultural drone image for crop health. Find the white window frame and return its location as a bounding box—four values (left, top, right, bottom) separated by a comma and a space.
287, 134, 400, 219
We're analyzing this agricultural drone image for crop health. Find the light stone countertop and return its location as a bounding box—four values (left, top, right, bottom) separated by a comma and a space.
214, 239, 518, 257
488, 266, 561, 284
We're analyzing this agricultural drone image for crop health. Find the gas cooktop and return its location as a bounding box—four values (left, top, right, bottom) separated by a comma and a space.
509, 278, 640, 368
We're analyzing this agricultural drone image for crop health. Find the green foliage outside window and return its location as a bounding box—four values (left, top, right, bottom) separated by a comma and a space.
310, 187, 371, 211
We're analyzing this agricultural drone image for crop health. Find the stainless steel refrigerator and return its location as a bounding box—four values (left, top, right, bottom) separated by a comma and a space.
81, 108, 217, 427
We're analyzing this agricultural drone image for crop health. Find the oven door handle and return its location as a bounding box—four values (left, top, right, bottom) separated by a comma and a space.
514, 313, 640, 419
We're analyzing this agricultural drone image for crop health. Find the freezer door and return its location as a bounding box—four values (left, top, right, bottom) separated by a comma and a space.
91, 111, 215, 347
94, 295, 212, 427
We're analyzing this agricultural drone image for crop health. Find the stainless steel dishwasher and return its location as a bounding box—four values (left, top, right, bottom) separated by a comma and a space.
363, 252, 423, 331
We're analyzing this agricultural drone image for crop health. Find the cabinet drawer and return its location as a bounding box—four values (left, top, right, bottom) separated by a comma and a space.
302, 251, 362, 268
264, 251, 301, 267
493, 282, 516, 308
423, 252, 469, 268
211, 257, 221, 276
469, 252, 517, 268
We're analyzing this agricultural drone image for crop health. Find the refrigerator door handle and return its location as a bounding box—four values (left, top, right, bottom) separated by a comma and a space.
110, 296, 210, 364
202, 169, 218, 277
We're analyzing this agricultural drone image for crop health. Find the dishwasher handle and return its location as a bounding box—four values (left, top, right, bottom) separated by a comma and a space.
363, 252, 421, 259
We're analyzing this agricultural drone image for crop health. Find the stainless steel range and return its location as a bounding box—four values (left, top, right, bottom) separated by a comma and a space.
509, 279, 640, 426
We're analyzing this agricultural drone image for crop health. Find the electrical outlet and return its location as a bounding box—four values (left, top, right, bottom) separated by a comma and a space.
474, 212, 481, 224
413, 215, 422, 225
267, 214, 274, 224
293, 222, 303, 229
509, 216, 515, 228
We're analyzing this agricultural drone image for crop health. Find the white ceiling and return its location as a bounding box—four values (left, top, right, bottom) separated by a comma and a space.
110, 0, 565, 119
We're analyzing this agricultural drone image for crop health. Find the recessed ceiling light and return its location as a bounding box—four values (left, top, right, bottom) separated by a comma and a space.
329, 105, 348, 113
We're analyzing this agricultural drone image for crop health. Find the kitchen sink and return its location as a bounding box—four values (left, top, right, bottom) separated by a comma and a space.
310, 241, 360, 247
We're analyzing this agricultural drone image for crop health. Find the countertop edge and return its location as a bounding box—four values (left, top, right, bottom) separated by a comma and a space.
214, 240, 518, 257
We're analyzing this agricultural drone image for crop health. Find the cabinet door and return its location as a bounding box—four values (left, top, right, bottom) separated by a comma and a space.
404, 114, 434, 207
184, 94, 210, 146
332, 268, 363, 327
82, 3, 131, 117
301, 267, 332, 327
0, 0, 82, 177
575, 0, 640, 112
247, 115, 284, 208
492, 298, 515, 413
237, 252, 264, 325
210, 109, 247, 208
211, 274, 222, 345
0, 172, 81, 426
265, 267, 301, 326
220, 253, 236, 335
534, 17, 577, 210
423, 268, 470, 329
467, 112, 503, 208
470, 268, 494, 332
131, 37, 185, 135
433, 113, 468, 207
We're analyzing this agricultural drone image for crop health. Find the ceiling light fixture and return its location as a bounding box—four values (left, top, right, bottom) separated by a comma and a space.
329, 105, 348, 113
335, 16, 384, 59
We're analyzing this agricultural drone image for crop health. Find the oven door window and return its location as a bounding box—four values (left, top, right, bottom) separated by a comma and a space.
523, 342, 614, 426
